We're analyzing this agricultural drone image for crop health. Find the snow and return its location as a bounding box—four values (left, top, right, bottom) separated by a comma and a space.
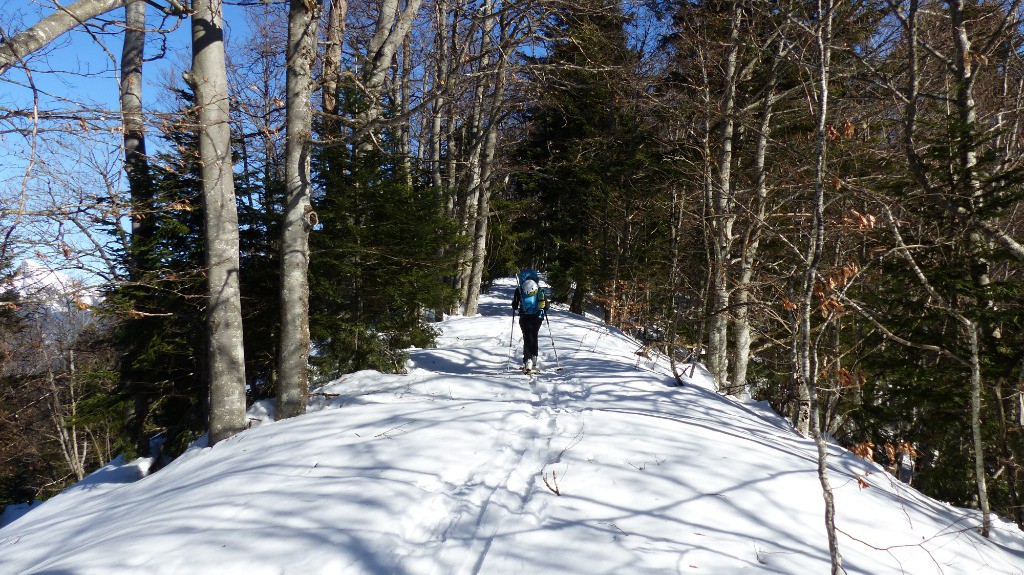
0, 277, 1022, 574
4, 259, 100, 311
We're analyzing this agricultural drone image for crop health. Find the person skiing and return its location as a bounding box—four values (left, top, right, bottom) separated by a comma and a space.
512, 270, 548, 373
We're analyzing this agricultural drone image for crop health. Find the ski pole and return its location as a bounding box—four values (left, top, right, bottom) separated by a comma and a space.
544, 311, 562, 371
507, 309, 516, 371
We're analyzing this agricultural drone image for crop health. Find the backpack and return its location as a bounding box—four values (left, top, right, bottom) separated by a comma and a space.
517, 268, 539, 286
518, 278, 544, 315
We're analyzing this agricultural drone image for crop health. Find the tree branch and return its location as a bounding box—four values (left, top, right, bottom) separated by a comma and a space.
0, 0, 133, 76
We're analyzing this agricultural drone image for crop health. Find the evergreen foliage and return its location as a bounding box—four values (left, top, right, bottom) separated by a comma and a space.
236, 144, 284, 401
515, 0, 662, 322
102, 89, 284, 459
310, 143, 459, 376
0, 257, 32, 507
102, 89, 209, 458
483, 196, 534, 288
7, 0, 1024, 535
310, 83, 460, 377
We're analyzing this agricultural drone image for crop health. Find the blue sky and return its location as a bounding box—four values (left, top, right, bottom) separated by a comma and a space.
0, 1, 259, 118
0, 1, 266, 187
1, 2, 198, 279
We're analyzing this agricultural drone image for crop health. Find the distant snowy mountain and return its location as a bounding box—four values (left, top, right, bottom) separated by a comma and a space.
4, 259, 100, 312
0, 278, 1021, 574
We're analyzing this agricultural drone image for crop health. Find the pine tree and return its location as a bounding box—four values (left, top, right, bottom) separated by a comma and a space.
516, 0, 656, 320
310, 138, 459, 376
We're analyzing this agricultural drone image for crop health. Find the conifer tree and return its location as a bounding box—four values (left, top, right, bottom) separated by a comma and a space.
0, 256, 33, 506
106, 90, 208, 458
516, 0, 654, 319
310, 84, 459, 377
106, 89, 284, 458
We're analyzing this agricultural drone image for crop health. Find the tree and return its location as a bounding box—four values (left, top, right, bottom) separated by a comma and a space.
0, 0, 143, 75
188, 0, 246, 445
276, 0, 320, 419
104, 87, 209, 459
1, 261, 124, 505
310, 129, 458, 376
793, 0, 842, 568
884, 0, 1024, 537
516, 0, 654, 318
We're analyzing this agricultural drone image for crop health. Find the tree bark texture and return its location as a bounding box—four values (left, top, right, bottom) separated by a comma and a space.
191, 0, 247, 445
121, 0, 152, 277
708, 0, 742, 392
120, 0, 155, 455
277, 0, 320, 420
354, 0, 425, 153
464, 104, 501, 316
731, 40, 779, 395
322, 0, 348, 116
458, 2, 496, 315
429, 0, 451, 192
949, 0, 992, 537
801, 0, 842, 570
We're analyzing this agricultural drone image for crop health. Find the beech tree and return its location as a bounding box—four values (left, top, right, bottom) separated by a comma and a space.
0, 0, 135, 75
276, 0, 320, 419
5, 0, 1024, 537
187, 0, 247, 444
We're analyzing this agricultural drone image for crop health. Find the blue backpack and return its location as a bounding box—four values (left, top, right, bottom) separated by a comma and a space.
517, 270, 544, 315
517, 268, 539, 285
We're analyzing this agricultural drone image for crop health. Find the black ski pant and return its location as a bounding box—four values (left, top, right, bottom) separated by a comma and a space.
519, 314, 543, 363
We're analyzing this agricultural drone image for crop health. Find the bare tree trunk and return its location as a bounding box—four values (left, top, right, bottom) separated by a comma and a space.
731, 40, 780, 395
322, 0, 348, 116
120, 0, 155, 455
799, 0, 842, 570
398, 36, 413, 188
355, 0, 425, 153
461, 0, 500, 316
455, 18, 490, 311
277, 0, 321, 420
465, 39, 506, 316
444, 9, 460, 221
463, 122, 497, 316
697, 44, 716, 371
949, 0, 992, 537
456, 137, 481, 312
40, 329, 88, 480
429, 0, 450, 193
708, 0, 742, 392
190, 0, 246, 445
995, 373, 1024, 529
121, 0, 151, 276
967, 323, 991, 536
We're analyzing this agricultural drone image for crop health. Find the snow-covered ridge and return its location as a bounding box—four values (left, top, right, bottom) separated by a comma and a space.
4, 259, 101, 311
0, 277, 1021, 574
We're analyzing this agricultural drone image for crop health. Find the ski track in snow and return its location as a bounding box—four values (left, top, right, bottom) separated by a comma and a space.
398, 329, 588, 575
3, 277, 1024, 574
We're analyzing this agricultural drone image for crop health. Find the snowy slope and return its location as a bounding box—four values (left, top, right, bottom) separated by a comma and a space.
0, 277, 1021, 574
